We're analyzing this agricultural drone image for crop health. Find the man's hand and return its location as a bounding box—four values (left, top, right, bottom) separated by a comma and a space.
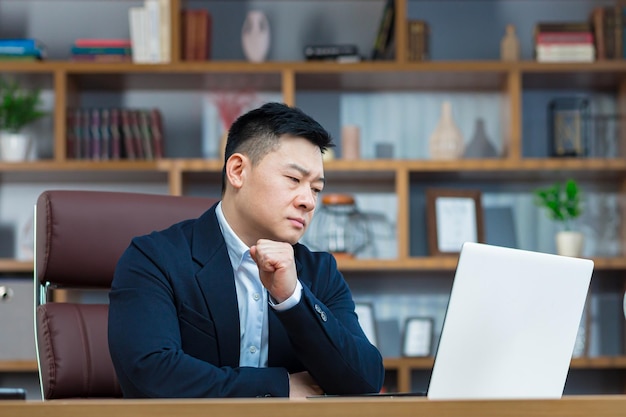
249, 239, 298, 303
289, 371, 323, 399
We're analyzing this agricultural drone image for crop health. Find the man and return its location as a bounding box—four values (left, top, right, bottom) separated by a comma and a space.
108, 102, 384, 398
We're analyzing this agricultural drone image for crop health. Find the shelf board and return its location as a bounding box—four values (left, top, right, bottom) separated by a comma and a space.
0, 259, 32, 273
383, 356, 626, 371
0, 360, 38, 373
1, 257, 625, 274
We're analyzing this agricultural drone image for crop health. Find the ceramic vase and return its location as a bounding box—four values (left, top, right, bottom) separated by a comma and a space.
555, 230, 584, 257
464, 118, 498, 158
500, 24, 520, 61
241, 10, 270, 63
429, 101, 464, 160
0, 132, 31, 162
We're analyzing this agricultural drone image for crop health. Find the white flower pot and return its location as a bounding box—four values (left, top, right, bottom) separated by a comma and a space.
0, 132, 32, 162
555, 230, 584, 257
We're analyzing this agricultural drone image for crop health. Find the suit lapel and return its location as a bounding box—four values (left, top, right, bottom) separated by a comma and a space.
191, 205, 240, 368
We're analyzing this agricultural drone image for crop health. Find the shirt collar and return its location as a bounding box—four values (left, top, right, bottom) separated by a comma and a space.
215, 201, 250, 269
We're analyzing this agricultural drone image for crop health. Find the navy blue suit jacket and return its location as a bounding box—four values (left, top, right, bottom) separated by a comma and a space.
108, 203, 384, 398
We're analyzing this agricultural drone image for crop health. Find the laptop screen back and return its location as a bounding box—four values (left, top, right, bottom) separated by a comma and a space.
427, 242, 593, 400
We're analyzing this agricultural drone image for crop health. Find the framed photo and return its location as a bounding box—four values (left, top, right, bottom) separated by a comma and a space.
426, 188, 484, 256
354, 302, 378, 348
402, 317, 434, 357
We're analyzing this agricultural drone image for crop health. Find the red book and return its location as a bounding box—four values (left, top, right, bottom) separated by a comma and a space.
536, 31, 594, 44
74, 39, 132, 48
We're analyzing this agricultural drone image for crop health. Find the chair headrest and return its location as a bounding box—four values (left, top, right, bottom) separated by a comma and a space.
36, 190, 216, 288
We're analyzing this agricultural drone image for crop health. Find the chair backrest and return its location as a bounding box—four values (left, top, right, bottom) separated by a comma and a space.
34, 190, 216, 399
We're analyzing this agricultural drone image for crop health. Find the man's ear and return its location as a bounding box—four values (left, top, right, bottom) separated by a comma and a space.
225, 153, 247, 189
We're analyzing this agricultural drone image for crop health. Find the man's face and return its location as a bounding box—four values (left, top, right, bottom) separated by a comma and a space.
233, 136, 325, 246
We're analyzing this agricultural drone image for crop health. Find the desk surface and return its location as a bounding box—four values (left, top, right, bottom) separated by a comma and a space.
1, 396, 626, 417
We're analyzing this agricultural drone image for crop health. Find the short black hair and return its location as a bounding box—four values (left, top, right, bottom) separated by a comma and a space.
221, 102, 334, 194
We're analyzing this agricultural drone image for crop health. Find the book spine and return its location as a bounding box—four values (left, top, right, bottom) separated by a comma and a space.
304, 44, 359, 59
110, 109, 122, 160
536, 32, 593, 44
183, 10, 195, 61
144, 0, 162, 63
129, 6, 149, 63
0, 38, 39, 48
90, 109, 101, 161
0, 45, 43, 56
120, 109, 136, 160
70, 54, 133, 62
130, 110, 145, 159
71, 46, 132, 55
150, 108, 164, 158
196, 9, 210, 60
74, 39, 132, 48
159, 0, 171, 63
371, 0, 395, 60
138, 110, 154, 160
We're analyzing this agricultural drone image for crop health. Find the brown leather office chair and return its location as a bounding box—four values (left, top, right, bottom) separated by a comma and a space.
34, 190, 216, 399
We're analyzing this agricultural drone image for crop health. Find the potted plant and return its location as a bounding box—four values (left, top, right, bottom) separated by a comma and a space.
0, 76, 46, 162
533, 179, 584, 257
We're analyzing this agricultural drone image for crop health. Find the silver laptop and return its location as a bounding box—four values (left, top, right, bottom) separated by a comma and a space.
427, 242, 593, 400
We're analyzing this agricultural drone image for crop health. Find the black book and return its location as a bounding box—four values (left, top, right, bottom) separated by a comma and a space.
371, 0, 395, 60
304, 44, 359, 60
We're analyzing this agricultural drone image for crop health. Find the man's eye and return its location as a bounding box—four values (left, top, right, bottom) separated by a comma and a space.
288, 176, 300, 183
312, 188, 322, 194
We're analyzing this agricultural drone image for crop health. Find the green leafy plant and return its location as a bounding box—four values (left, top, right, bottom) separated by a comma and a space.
533, 179, 582, 231
0, 77, 46, 133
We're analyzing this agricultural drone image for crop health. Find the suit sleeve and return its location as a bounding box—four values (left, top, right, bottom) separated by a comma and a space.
274, 252, 385, 395
108, 236, 289, 398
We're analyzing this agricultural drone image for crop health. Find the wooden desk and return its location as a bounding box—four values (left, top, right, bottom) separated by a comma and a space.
0, 396, 625, 417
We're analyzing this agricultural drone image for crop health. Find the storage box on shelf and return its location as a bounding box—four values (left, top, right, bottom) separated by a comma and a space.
1, 0, 626, 394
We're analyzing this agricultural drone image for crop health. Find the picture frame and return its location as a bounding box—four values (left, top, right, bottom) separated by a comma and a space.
354, 302, 378, 348
402, 317, 434, 357
426, 188, 484, 256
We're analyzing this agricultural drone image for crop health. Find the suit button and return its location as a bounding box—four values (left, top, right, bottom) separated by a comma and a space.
314, 304, 322, 313
320, 311, 327, 322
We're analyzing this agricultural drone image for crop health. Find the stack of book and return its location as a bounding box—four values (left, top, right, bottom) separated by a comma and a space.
66, 107, 164, 161
128, 0, 171, 63
534, 22, 595, 62
182, 9, 212, 61
0, 38, 46, 61
70, 39, 132, 62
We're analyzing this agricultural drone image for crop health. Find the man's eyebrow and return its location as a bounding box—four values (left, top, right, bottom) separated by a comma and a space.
287, 163, 326, 184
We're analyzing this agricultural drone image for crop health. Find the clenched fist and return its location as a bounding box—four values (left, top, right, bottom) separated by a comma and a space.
249, 239, 298, 303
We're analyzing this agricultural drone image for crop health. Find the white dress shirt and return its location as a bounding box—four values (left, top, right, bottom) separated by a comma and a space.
215, 202, 302, 367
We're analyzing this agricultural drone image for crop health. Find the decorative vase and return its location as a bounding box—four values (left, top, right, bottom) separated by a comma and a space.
0, 132, 32, 162
341, 125, 360, 160
500, 24, 520, 61
464, 118, 498, 158
555, 230, 584, 257
428, 101, 464, 160
241, 10, 270, 63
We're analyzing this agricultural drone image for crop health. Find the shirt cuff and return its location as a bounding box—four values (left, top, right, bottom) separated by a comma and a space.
269, 280, 302, 311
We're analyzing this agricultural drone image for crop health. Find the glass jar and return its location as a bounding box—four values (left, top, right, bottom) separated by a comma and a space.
304, 193, 372, 258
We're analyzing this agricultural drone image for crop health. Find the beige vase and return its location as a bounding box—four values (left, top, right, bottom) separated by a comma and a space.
555, 230, 584, 257
429, 101, 465, 160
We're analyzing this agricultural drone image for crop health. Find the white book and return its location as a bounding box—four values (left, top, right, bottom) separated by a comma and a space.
129, 6, 149, 63
144, 0, 162, 63
536, 44, 595, 62
158, 0, 171, 63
